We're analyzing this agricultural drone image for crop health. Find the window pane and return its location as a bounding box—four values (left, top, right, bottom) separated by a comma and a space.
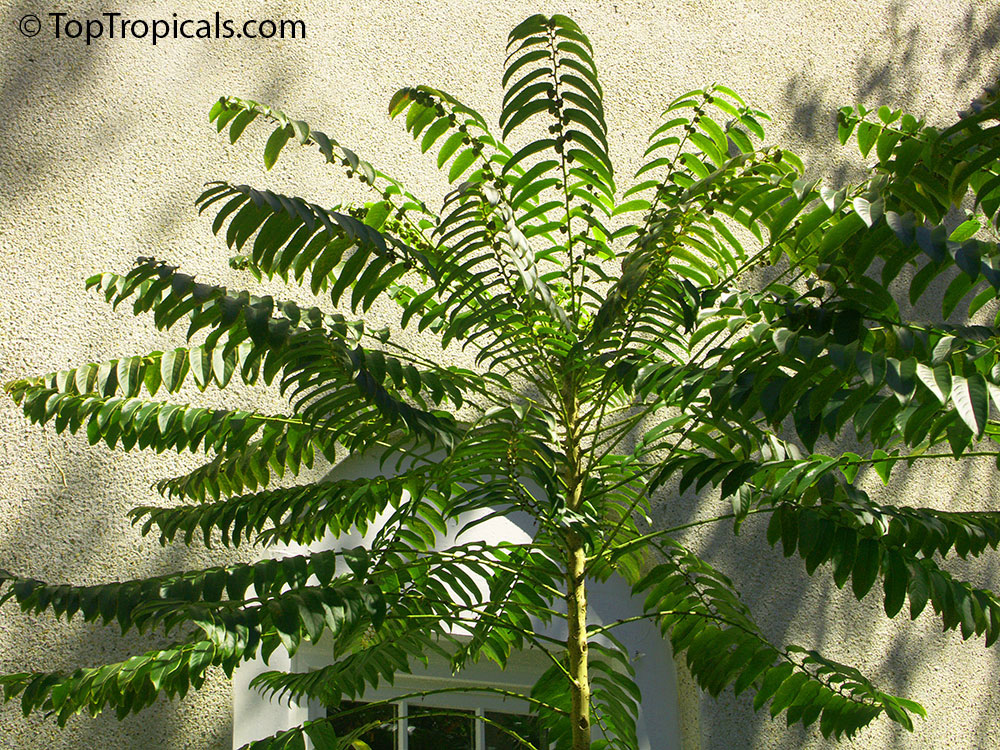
484, 711, 546, 750
408, 705, 475, 750
326, 701, 396, 750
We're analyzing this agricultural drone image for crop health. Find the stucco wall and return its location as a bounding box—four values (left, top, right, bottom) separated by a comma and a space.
1, 0, 999, 748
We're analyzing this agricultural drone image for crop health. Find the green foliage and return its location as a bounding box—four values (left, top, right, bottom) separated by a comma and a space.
5, 13, 1000, 749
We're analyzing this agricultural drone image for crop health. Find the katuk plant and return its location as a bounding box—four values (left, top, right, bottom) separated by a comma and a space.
4, 13, 1000, 750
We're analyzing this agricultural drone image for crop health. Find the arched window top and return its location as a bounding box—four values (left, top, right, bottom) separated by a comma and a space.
233, 453, 683, 749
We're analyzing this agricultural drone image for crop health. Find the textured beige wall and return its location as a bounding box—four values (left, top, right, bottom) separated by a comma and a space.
1, 0, 999, 748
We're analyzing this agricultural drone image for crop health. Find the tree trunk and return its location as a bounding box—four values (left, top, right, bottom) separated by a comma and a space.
567, 536, 591, 750
562, 380, 590, 749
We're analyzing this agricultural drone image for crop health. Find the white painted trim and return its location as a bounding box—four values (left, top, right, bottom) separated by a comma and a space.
399, 700, 409, 750
232, 647, 310, 750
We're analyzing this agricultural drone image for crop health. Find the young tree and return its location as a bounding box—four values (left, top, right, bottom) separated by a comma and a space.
4, 13, 1000, 749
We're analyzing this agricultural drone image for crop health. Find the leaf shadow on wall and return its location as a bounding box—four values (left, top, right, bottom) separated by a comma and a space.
665, 3, 1000, 747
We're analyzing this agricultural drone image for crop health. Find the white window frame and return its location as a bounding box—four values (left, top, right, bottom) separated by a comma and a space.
296, 639, 548, 750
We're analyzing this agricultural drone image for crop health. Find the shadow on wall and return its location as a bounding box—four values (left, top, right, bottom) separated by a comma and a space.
676, 5, 1000, 740
941, 2, 1000, 93
0, 0, 112, 199
656, 2, 1000, 748
2, 0, 1000, 749
0, 435, 234, 749
0, 0, 310, 745
0, 0, 306, 209
671, 455, 1000, 750
779, 0, 1000, 187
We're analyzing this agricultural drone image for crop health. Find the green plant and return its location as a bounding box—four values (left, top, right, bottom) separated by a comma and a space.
4, 12, 1000, 749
